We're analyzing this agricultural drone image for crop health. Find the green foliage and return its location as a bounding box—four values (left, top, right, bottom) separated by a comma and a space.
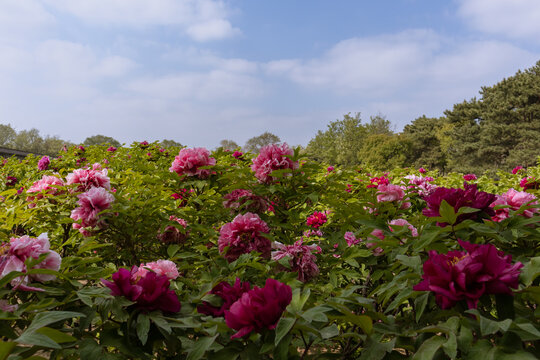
84, 135, 121, 147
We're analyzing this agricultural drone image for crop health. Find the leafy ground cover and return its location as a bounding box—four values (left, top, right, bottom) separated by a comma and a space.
0, 143, 539, 359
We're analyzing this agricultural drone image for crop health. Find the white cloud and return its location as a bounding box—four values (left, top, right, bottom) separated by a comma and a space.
0, 0, 55, 42
42, 0, 240, 41
457, 0, 540, 42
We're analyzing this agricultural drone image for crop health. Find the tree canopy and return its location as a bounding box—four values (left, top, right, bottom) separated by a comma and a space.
84, 135, 121, 147
244, 132, 281, 153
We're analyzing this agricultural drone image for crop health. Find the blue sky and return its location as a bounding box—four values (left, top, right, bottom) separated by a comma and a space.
1, 0, 539, 148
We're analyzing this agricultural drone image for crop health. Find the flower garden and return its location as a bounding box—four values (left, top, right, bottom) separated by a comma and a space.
0, 142, 539, 359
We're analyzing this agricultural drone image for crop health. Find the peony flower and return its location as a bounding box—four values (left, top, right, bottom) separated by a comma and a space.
224, 278, 292, 339
344, 232, 361, 247
70, 187, 115, 234
158, 216, 189, 244
512, 166, 524, 174
0, 233, 61, 291
272, 240, 319, 282
26, 175, 65, 206
107, 146, 117, 152
376, 183, 411, 209
37, 156, 50, 171
132, 260, 179, 281
520, 177, 539, 191
306, 211, 327, 228
366, 229, 385, 256
218, 213, 271, 262
422, 183, 496, 226
169, 147, 216, 178
102, 267, 181, 313
414, 240, 523, 309
403, 175, 437, 197
198, 278, 251, 317
418, 167, 427, 174
6, 176, 17, 187
367, 176, 389, 189
223, 189, 268, 213
232, 151, 243, 159
463, 174, 477, 181
490, 188, 538, 222
66, 164, 110, 192
389, 219, 419, 237
327, 166, 334, 172
251, 143, 298, 183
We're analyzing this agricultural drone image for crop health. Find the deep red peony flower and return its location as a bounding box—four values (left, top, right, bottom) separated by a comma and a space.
414, 240, 523, 309
223, 189, 268, 213
197, 278, 251, 317
422, 183, 496, 226
218, 212, 271, 262
102, 267, 181, 313
306, 211, 327, 229
225, 278, 292, 339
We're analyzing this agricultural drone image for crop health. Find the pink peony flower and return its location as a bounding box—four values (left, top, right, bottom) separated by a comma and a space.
327, 166, 334, 172
223, 189, 268, 213
520, 177, 539, 191
414, 240, 523, 309
272, 240, 319, 282
198, 278, 251, 317
224, 278, 292, 339
70, 187, 115, 234
418, 167, 427, 174
26, 175, 65, 206
367, 176, 389, 189
366, 229, 385, 256
344, 232, 361, 247
102, 266, 181, 313
169, 147, 216, 178
404, 175, 437, 196
463, 174, 477, 181
389, 219, 419, 237
132, 260, 179, 281
306, 211, 327, 229
37, 156, 50, 171
66, 164, 110, 192
0, 233, 61, 291
107, 146, 117, 152
218, 213, 271, 262
376, 183, 411, 209
490, 188, 538, 222
251, 143, 298, 183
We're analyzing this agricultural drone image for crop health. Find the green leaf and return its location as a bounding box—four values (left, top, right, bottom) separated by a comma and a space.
289, 288, 310, 313
79, 338, 102, 360
0, 342, 16, 360
412, 336, 446, 360
442, 332, 457, 359
186, 335, 218, 360
301, 306, 331, 323
167, 244, 181, 258
520, 257, 540, 286
25, 311, 85, 333
15, 332, 61, 349
137, 313, 151, 345
415, 292, 429, 323
359, 336, 396, 360
273, 333, 292, 360
320, 324, 339, 339
274, 317, 295, 345
512, 323, 540, 341
35, 327, 76, 344
396, 255, 422, 272
438, 200, 457, 225
149, 313, 172, 334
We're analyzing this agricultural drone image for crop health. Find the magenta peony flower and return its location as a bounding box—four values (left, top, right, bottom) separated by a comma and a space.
6, 176, 17, 187
232, 151, 243, 159
224, 278, 292, 339
327, 166, 334, 172
140, 141, 149, 148
491, 188, 538, 222
66, 164, 110, 192
251, 143, 298, 183
0, 233, 61, 291
223, 189, 268, 213
367, 176, 389, 189
306, 211, 327, 228
107, 146, 117, 152
512, 166, 524, 174
414, 240, 523, 309
169, 147, 216, 178
158, 216, 189, 244
418, 167, 427, 174
70, 187, 115, 234
198, 278, 251, 317
102, 267, 181, 313
422, 183, 496, 226
218, 213, 271, 262
520, 177, 539, 191
463, 174, 477, 181
37, 156, 50, 171
272, 240, 319, 282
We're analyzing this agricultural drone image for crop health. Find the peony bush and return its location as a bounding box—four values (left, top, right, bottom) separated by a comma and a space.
0, 143, 538, 359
